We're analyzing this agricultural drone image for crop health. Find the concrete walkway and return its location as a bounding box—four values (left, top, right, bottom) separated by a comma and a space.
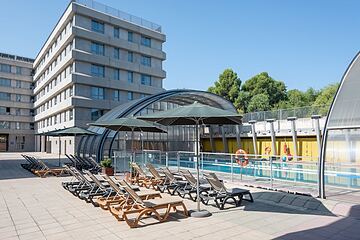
0, 153, 359, 240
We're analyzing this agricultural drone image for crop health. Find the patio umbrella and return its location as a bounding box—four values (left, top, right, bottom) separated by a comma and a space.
138, 101, 242, 217
41, 127, 97, 166
89, 117, 167, 152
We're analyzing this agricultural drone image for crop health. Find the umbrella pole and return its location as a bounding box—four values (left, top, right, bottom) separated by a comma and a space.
191, 120, 211, 218
196, 122, 200, 211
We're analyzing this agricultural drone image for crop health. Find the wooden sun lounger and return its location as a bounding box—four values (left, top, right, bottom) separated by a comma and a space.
131, 163, 162, 189
100, 175, 161, 215
120, 181, 188, 228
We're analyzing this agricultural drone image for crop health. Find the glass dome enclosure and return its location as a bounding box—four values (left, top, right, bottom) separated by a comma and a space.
77, 89, 237, 161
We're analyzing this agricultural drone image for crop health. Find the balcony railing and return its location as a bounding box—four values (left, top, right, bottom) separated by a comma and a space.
74, 0, 162, 33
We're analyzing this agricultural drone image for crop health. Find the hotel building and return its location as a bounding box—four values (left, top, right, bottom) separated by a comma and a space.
32, 0, 166, 154
0, 53, 34, 152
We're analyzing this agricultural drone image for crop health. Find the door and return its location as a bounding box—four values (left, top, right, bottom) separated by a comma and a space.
0, 134, 8, 152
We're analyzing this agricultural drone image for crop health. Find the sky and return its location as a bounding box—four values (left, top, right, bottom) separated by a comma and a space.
1, 0, 359, 91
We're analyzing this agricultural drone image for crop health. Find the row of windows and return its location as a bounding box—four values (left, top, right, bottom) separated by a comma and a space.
90, 41, 152, 66
91, 87, 134, 101
35, 63, 73, 102
0, 107, 34, 116
91, 19, 152, 48
0, 64, 28, 76
36, 87, 73, 115
0, 121, 34, 130
35, 40, 74, 88
0, 78, 33, 89
90, 64, 151, 85
0, 92, 33, 102
36, 19, 73, 75
37, 109, 73, 129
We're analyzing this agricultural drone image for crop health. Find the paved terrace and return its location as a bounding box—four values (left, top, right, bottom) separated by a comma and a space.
0, 153, 359, 240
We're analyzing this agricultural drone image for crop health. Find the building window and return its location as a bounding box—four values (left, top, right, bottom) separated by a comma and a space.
141, 55, 151, 67
140, 93, 146, 98
0, 78, 11, 87
91, 109, 104, 121
128, 52, 133, 62
0, 107, 10, 115
15, 122, 20, 130
16, 94, 21, 102
141, 36, 151, 47
114, 47, 120, 59
69, 109, 73, 120
16, 80, 21, 88
15, 108, 20, 116
91, 64, 105, 77
69, 87, 73, 97
114, 27, 119, 38
91, 20, 104, 33
30, 123, 34, 130
0, 64, 11, 73
128, 31, 133, 42
113, 90, 120, 101
0, 92, 11, 101
16, 66, 22, 75
127, 91, 133, 100
127, 71, 133, 83
141, 74, 152, 86
91, 87, 104, 100
0, 121, 9, 129
91, 42, 105, 55
113, 69, 120, 80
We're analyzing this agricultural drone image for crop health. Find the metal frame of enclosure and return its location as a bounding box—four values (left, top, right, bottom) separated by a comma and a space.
77, 90, 237, 161
319, 51, 360, 198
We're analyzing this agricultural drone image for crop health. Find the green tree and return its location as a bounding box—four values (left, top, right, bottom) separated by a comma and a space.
287, 89, 309, 108
313, 83, 339, 115
208, 69, 241, 104
240, 72, 287, 111
313, 83, 339, 106
247, 94, 270, 112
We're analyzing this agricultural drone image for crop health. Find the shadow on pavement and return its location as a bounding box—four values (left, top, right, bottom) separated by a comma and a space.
275, 205, 360, 240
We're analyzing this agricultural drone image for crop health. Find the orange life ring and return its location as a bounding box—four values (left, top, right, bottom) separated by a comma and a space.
235, 149, 249, 166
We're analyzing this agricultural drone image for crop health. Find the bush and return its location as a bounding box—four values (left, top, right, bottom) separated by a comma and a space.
100, 158, 112, 168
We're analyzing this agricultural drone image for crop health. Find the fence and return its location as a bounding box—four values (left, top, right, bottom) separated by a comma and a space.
122, 150, 360, 197
242, 105, 330, 123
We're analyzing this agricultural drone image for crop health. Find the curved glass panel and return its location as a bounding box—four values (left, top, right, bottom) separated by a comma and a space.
322, 52, 360, 198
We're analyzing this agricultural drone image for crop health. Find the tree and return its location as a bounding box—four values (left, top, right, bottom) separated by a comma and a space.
286, 89, 309, 108
247, 94, 270, 112
240, 72, 287, 111
208, 69, 241, 104
313, 83, 339, 106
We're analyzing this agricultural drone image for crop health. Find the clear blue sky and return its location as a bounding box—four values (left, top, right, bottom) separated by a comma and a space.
1, 0, 359, 91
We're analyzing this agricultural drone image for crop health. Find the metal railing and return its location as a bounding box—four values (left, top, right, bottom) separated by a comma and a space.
242, 105, 330, 123
124, 150, 360, 197
74, 0, 162, 32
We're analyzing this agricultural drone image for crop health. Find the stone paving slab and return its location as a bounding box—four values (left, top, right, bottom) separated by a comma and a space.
1, 153, 360, 240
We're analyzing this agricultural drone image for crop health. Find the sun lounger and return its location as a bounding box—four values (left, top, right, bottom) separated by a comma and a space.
119, 181, 188, 228
101, 175, 161, 215
202, 172, 253, 210
178, 169, 211, 201
161, 167, 186, 195
131, 162, 162, 189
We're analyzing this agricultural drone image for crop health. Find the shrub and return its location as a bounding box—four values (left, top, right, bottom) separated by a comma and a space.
100, 158, 112, 168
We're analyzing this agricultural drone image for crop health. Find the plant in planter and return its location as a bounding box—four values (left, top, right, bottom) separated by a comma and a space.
100, 158, 114, 176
